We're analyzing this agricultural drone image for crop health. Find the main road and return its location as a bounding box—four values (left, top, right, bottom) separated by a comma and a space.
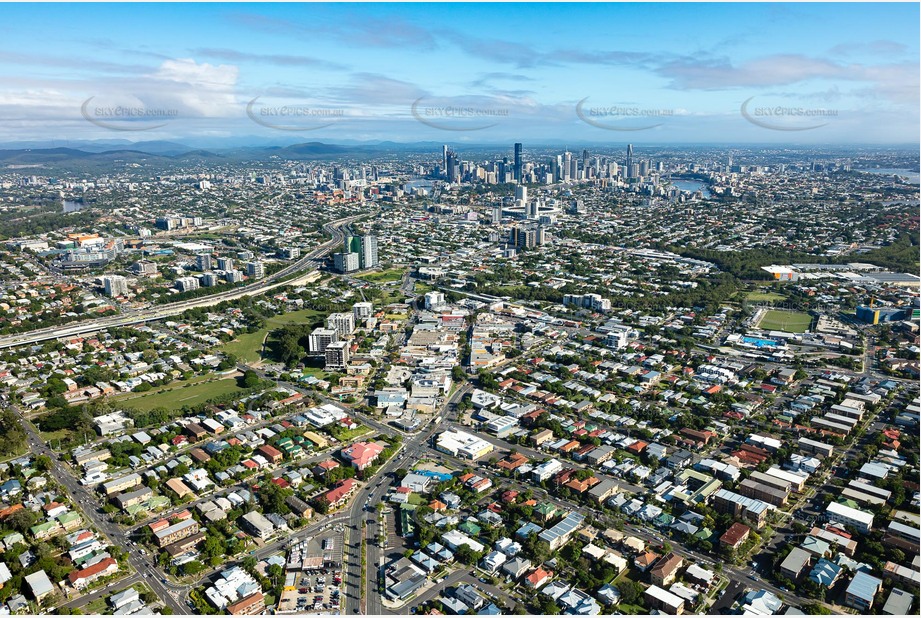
342, 383, 474, 615
14, 406, 190, 615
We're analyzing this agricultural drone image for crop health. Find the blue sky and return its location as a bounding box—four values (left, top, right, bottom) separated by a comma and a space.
0, 3, 917, 144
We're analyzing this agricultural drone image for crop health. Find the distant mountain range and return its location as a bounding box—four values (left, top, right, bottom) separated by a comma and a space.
0, 141, 413, 168
1, 139, 917, 171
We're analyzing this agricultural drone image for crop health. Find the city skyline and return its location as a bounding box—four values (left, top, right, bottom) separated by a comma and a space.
0, 3, 918, 144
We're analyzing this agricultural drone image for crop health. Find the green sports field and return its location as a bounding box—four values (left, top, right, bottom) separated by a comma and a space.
757, 310, 812, 333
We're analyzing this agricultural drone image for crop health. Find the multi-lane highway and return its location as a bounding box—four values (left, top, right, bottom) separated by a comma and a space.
0, 213, 369, 350
4, 214, 375, 613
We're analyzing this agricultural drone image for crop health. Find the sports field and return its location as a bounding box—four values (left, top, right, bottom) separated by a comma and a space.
757, 310, 812, 333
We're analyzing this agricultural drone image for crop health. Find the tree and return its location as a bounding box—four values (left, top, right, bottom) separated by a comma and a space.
454, 544, 480, 565
618, 580, 644, 605
241, 370, 261, 389
203, 534, 224, 559
6, 508, 37, 533
181, 561, 205, 576
802, 602, 832, 615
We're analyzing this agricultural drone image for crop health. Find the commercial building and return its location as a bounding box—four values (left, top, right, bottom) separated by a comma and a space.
324, 341, 350, 370
245, 261, 265, 279
326, 312, 356, 336
424, 291, 445, 310
434, 430, 494, 460
102, 275, 129, 297
308, 327, 338, 355
383, 557, 426, 601
333, 252, 359, 273
509, 224, 546, 249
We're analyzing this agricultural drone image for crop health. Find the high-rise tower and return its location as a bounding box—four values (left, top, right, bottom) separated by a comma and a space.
514, 142, 523, 182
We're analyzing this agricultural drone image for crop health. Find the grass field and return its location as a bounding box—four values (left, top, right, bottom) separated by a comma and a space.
758, 309, 812, 333
114, 377, 245, 412
355, 267, 405, 283
745, 291, 786, 302
299, 366, 329, 380
220, 308, 324, 364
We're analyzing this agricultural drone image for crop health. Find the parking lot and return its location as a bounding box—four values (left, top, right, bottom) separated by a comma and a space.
278, 568, 342, 613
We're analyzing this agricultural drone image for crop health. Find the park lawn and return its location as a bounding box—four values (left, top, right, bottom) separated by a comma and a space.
355, 267, 405, 283
220, 308, 325, 364
221, 329, 268, 363
745, 291, 786, 302
110, 372, 215, 401
330, 425, 373, 442
300, 366, 329, 380
414, 282, 434, 294
114, 377, 245, 412
38, 427, 72, 448
758, 309, 813, 333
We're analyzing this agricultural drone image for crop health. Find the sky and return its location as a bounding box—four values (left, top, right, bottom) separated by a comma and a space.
0, 2, 918, 145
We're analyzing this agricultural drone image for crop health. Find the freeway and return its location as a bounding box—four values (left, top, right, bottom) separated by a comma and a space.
0, 213, 370, 350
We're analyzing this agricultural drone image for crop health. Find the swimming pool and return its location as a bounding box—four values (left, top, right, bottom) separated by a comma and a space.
742, 336, 779, 348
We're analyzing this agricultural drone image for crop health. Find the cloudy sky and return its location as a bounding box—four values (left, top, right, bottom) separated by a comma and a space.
0, 3, 917, 145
